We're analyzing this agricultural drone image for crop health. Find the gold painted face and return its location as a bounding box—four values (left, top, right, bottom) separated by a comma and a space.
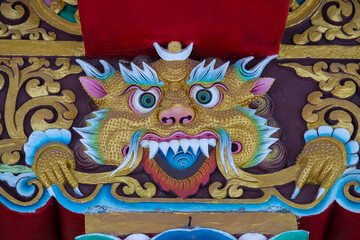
77, 49, 276, 198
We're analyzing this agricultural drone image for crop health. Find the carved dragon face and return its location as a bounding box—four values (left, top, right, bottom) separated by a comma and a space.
75, 42, 278, 198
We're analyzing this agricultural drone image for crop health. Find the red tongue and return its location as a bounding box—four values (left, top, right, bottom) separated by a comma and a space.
141, 149, 217, 199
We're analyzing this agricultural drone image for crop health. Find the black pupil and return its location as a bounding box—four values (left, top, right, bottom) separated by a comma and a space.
140, 93, 156, 108
196, 90, 212, 104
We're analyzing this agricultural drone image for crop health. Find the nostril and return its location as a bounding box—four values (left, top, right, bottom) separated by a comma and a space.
161, 116, 176, 125
180, 115, 193, 124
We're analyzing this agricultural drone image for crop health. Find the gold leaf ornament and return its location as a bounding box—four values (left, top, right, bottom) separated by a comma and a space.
0, 0, 56, 40
281, 62, 360, 99
293, 0, 360, 44
282, 61, 360, 143
0, 57, 81, 165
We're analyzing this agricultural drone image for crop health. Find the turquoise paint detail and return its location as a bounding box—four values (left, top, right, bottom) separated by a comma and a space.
153, 228, 236, 240
58, 5, 78, 23
235, 107, 279, 168
0, 174, 50, 213
73, 109, 109, 165
3, 168, 360, 215
0, 164, 32, 174
24, 129, 72, 166
215, 127, 238, 174
160, 148, 201, 170
304, 126, 359, 166
270, 230, 309, 240
76, 233, 119, 240
111, 129, 147, 174
75, 228, 308, 240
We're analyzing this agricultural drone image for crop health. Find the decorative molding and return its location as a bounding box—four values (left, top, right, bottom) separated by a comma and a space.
2, 43, 360, 59
0, 40, 85, 56
279, 45, 360, 59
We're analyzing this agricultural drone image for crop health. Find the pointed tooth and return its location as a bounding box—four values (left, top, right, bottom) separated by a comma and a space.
199, 139, 209, 158
209, 138, 216, 147
189, 139, 200, 154
180, 139, 190, 153
169, 140, 180, 154
140, 140, 149, 148
148, 141, 159, 159
159, 142, 170, 156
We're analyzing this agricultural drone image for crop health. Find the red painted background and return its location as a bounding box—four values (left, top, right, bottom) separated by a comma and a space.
78, 0, 289, 60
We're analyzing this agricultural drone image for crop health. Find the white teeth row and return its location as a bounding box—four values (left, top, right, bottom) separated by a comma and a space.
140, 138, 217, 159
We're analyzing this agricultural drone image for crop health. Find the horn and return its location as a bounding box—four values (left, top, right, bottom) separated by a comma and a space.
153, 42, 193, 61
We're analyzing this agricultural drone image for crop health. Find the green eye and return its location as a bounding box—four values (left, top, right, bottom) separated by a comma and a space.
140, 93, 156, 108
196, 90, 212, 104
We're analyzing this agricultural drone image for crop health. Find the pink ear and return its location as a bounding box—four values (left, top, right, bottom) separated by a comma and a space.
80, 77, 107, 98
250, 78, 275, 95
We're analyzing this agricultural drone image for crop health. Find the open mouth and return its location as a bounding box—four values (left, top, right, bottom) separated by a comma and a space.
139, 131, 219, 198
140, 131, 217, 166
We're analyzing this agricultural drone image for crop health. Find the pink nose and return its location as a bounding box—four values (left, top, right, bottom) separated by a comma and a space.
159, 104, 195, 125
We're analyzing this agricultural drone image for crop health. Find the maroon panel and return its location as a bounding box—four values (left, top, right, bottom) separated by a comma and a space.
78, 0, 289, 59
298, 203, 335, 240
55, 200, 85, 240
326, 202, 360, 240
0, 198, 59, 240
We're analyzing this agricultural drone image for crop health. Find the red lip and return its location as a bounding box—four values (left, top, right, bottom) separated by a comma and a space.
141, 131, 219, 142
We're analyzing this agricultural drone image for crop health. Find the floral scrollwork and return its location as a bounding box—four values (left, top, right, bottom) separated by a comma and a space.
111, 177, 156, 199
281, 61, 360, 143
209, 180, 245, 199
0, 57, 82, 165
281, 61, 360, 99
0, 0, 56, 40
343, 181, 360, 203
293, 0, 360, 44
302, 92, 358, 141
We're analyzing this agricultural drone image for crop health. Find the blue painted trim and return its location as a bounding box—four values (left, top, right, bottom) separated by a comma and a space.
3, 168, 360, 216
152, 227, 237, 240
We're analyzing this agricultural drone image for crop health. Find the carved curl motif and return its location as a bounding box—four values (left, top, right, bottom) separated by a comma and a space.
293, 0, 360, 44
0, 57, 81, 165
0, 0, 82, 40
281, 61, 360, 143
0, 0, 56, 40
